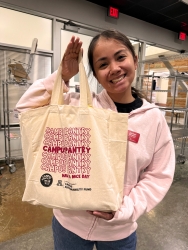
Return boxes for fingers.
[64,36,82,56]
[87,210,114,220]
[93,211,114,220]
[86,210,93,215]
[72,37,82,53]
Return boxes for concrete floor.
[0,160,188,250]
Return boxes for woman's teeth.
[111,75,125,83]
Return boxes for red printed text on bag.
[41,127,91,178]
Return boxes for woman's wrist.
[62,76,69,83]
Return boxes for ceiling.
[86,0,188,35]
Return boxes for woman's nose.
[109,62,120,75]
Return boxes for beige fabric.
[19,54,128,212]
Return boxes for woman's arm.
[16,36,82,113]
[16,71,67,112]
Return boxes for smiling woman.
[91,38,137,103]
[88,30,147,103]
[16,29,175,250]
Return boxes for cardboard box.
[8,63,30,82]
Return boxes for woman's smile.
[110,74,126,84]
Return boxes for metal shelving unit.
[2,38,38,173]
[138,54,188,164]
[171,128,188,163]
[2,80,24,173]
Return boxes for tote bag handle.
[51,52,93,107]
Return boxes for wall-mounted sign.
[108,6,119,19]
[178,32,186,41]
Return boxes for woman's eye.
[118,55,125,60]
[99,63,107,68]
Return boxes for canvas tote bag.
[19,53,128,212]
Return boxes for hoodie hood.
[98,89,158,115]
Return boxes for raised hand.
[61,36,83,82]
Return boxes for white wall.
[0,7,52,50]
[145,46,179,60]
[1,0,188,52]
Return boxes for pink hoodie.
[16,71,175,241]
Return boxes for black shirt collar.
[114,95,143,113]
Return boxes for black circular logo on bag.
[40,173,53,187]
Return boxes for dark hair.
[88,29,148,100]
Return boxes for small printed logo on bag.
[57,180,63,186]
[40,173,53,187]
[56,180,91,191]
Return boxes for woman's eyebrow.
[114,49,127,55]
[95,57,107,63]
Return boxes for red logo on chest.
[128,130,140,143]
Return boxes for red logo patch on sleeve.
[128,130,140,143]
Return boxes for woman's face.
[93,38,137,102]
